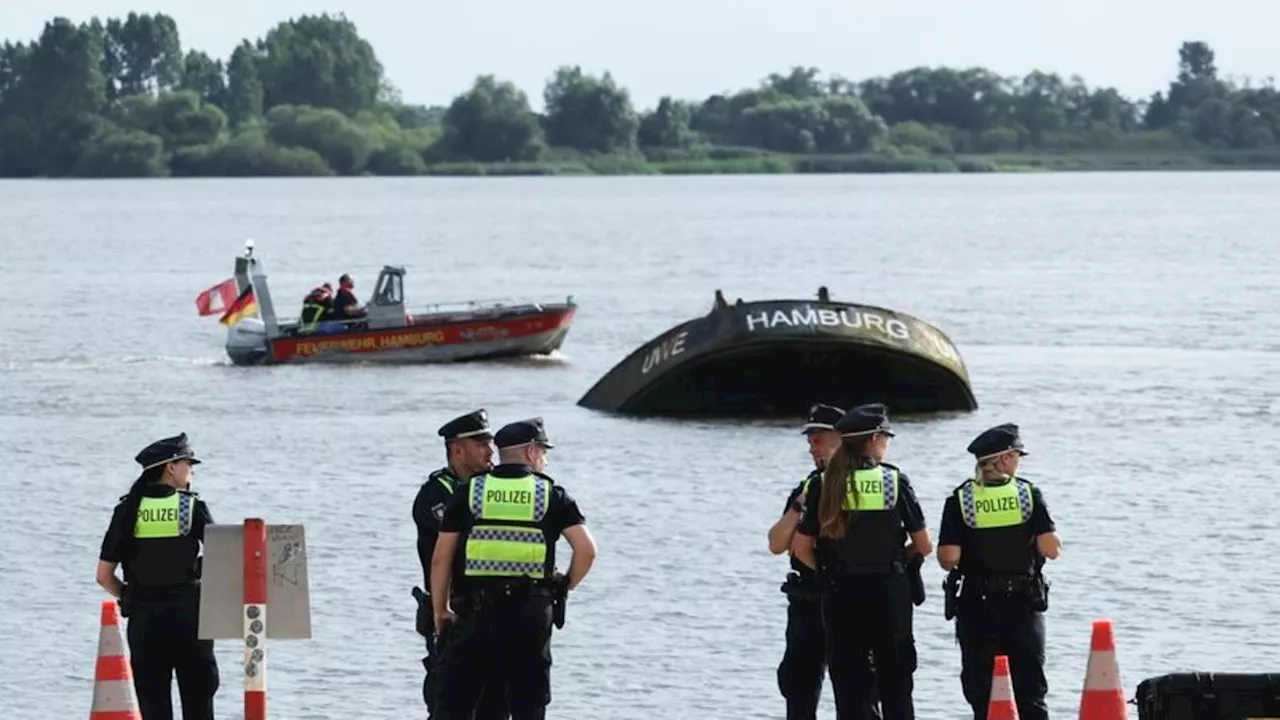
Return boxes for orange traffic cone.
[1078,618,1129,720]
[90,600,141,720]
[988,654,1020,720]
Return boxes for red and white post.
[243,518,267,720]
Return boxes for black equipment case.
[1136,673,1280,720]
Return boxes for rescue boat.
[208,241,577,366]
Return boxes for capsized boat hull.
[577,297,976,417]
[226,306,575,366]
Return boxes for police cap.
[835,403,896,437]
[801,403,845,434]
[438,409,492,442]
[135,432,202,471]
[494,417,554,450]
[967,423,1028,460]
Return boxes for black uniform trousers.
[820,572,916,720]
[777,589,826,720]
[420,592,511,719]
[435,587,553,720]
[125,586,219,720]
[955,599,1048,720]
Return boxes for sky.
[3,0,1278,112]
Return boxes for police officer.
[767,403,844,720]
[792,403,932,720]
[95,433,219,720]
[412,409,496,716]
[937,423,1062,720]
[429,418,598,720]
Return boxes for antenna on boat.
[244,238,255,259]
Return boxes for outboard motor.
[225,317,269,365]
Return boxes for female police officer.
[96,432,219,720]
[791,403,932,720]
[937,423,1061,720]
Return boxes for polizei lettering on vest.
[486,488,533,505]
[976,496,1019,513]
[744,305,910,340]
[139,507,178,522]
[640,330,689,374]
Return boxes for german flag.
[219,284,258,326]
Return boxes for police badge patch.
[431,502,447,522]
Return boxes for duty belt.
[959,574,1040,601]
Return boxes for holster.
[780,571,820,602]
[411,586,431,638]
[906,554,926,607]
[551,574,570,629]
[943,570,961,621]
[118,584,135,619]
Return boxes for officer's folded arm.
[560,523,597,589]
[1035,531,1062,559]
[937,545,961,570]
[96,560,124,598]
[788,531,818,570]
[429,531,459,629]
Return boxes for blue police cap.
[135,432,202,471]
[834,403,895,437]
[438,409,492,442]
[967,423,1028,460]
[494,417,554,450]
[801,403,845,434]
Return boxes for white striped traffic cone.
[89,599,141,720]
[988,654,1020,720]
[1078,618,1129,720]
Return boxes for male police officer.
[413,409,495,715]
[937,423,1062,720]
[767,403,844,720]
[430,418,597,720]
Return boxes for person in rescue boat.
[767,402,844,720]
[791,403,932,720]
[413,409,497,716]
[430,418,597,720]
[332,273,367,324]
[937,423,1061,720]
[298,282,333,334]
[96,433,220,720]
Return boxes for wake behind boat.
[576,287,977,417]
[196,241,577,366]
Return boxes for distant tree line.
[0,12,1277,178]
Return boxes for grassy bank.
[420,148,1280,177]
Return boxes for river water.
[1,173,1277,719]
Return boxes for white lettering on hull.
[641,330,689,374]
[745,305,911,341]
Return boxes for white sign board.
[197,523,313,640]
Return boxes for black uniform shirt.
[99,483,214,587]
[413,467,462,586]
[439,462,585,584]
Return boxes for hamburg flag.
[219,285,258,326]
[195,278,238,316]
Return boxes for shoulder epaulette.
[177,488,199,497]
[950,479,972,494]
[533,471,557,484]
[880,461,902,471]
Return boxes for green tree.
[542,65,639,153]
[254,13,383,116]
[440,75,544,162]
